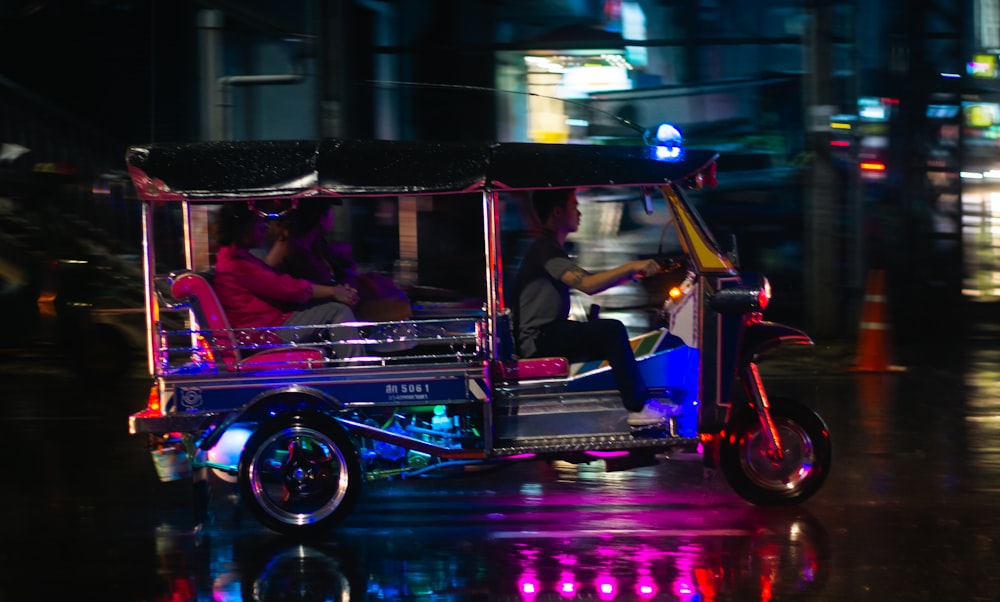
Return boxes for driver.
[511,188,679,428]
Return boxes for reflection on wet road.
[150,459,830,601]
[964,320,1000,496]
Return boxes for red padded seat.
[170,272,325,372]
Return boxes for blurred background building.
[0,0,997,349]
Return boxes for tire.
[238,411,362,537]
[720,397,831,506]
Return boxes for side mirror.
[727,234,740,268]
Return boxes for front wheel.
[720,397,831,506]
[238,411,362,537]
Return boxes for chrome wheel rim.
[246,425,351,527]
[739,419,816,492]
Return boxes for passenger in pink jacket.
[213,203,362,358]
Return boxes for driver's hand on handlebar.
[653,251,687,273]
[631,258,662,279]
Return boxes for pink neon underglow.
[596,578,617,600]
[519,577,540,599]
[559,580,577,597]
[506,453,537,460]
[635,577,658,598]
[584,450,630,458]
[558,570,577,598]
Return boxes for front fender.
[740,321,813,365]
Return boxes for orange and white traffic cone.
[850,269,906,372]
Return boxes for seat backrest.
[171,272,240,369]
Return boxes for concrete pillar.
[197,9,224,141]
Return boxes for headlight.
[656,273,696,328]
[661,273,696,306]
[709,277,771,314]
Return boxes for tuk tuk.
[125,135,831,537]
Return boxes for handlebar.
[653,251,688,274]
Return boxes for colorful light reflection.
[596,577,617,600]
[635,576,658,598]
[519,576,540,599]
[558,579,577,598]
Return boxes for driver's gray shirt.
[512,228,576,357]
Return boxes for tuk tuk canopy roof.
[125,138,718,201]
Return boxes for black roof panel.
[125,138,717,200]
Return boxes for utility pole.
[803,0,840,337]
[198,9,224,142]
[319,0,346,138]
[896,0,968,340]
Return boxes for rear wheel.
[720,397,831,506]
[238,411,361,537]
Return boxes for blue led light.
[654,122,683,144]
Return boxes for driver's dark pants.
[532,318,647,412]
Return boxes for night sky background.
[1,1,201,147]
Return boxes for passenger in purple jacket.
[265,198,411,322]
[213,203,362,357]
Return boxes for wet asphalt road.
[2,317,1000,601]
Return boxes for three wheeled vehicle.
[126,136,831,536]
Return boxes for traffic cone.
[850,269,906,372]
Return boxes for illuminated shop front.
[494,0,649,144]
[960,99,1000,300]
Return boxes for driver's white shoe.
[627,398,679,426]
